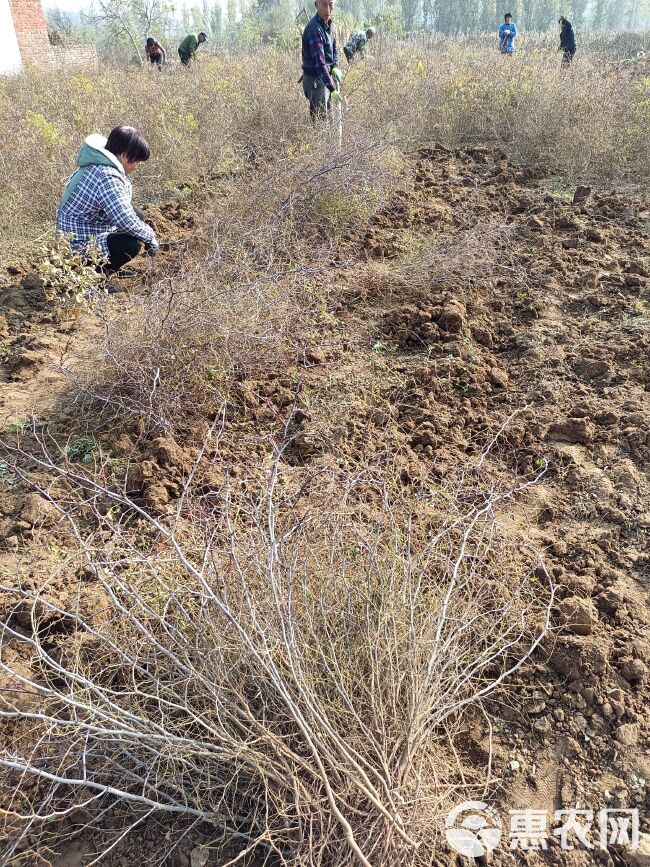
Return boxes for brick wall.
[9,0,53,66]
[51,42,99,71]
[7,0,99,72]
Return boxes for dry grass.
[2,35,650,260]
[0,129,560,859]
[54,125,396,437]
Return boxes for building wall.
[8,0,53,67]
[0,0,23,74]
[3,0,98,73]
[51,42,99,71]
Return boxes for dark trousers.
[562,49,576,66]
[149,53,163,68]
[103,207,145,272]
[178,49,190,66]
[106,234,142,271]
[302,73,331,123]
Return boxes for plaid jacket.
[56,165,158,257]
[301,14,339,90]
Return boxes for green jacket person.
[178,32,207,66]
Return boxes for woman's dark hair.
[504,11,512,18]
[146,36,154,47]
[105,125,151,163]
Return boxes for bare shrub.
[55,127,396,435]
[0,427,554,864]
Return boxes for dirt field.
[1,146,648,865]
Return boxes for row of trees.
[47,0,224,61]
[46,0,650,59]
[406,0,650,33]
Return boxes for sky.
[44,0,89,9]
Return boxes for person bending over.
[57,125,158,289]
[145,36,166,68]
[178,31,207,66]
[343,27,375,63]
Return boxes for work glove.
[330,89,343,106]
[330,65,343,84]
[144,242,159,257]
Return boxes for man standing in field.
[498,12,517,55]
[558,17,577,66]
[301,0,343,122]
[178,31,207,66]
[343,27,375,63]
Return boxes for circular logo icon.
[445,801,502,857]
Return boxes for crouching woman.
[57,125,159,282]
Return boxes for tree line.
[46,0,650,60]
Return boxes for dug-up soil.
[0,147,648,866]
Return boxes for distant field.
[2,33,650,260]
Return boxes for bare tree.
[46,6,74,36]
[88,0,171,63]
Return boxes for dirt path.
[0,200,195,427]
[0,289,103,427]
